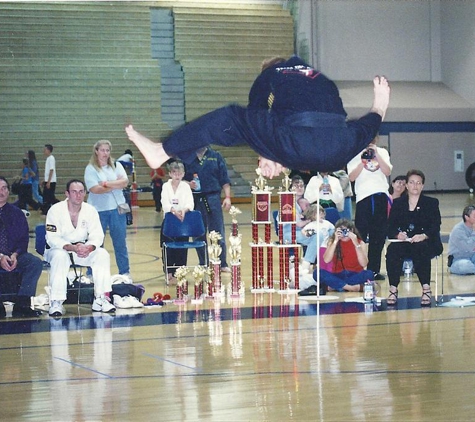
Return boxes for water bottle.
[363,280,374,301]
[193,173,201,192]
[402,259,413,279]
[322,176,330,194]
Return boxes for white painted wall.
[314,1,437,81]
[440,2,475,107]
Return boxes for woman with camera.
[299,218,373,296]
[386,169,443,306]
[348,139,392,282]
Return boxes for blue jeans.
[283,223,326,264]
[450,256,475,275]
[98,209,130,274]
[340,196,353,220]
[318,269,374,291]
[15,252,43,297]
[32,179,43,204]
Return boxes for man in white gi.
[45,179,115,316]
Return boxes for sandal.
[421,286,432,307]
[387,287,398,306]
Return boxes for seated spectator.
[116,149,135,175]
[45,180,115,316]
[385,169,443,306]
[299,219,372,296]
[0,177,42,318]
[304,172,344,211]
[447,204,475,275]
[280,177,327,273]
[300,204,335,247]
[161,161,194,283]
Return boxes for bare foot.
[258,156,285,179]
[371,75,390,121]
[125,125,170,169]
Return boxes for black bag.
[112,283,145,300]
[11,180,21,195]
[65,280,95,304]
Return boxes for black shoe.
[0,303,5,318]
[12,305,42,318]
[299,285,318,296]
[374,273,385,281]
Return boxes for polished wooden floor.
[2,193,475,421]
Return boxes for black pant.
[163,106,381,172]
[386,241,432,288]
[42,182,57,213]
[17,184,40,210]
[354,193,389,274]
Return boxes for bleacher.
[0,1,169,194]
[0,1,295,199]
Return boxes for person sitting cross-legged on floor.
[45,179,115,317]
[447,204,475,275]
[299,219,373,296]
[0,177,43,318]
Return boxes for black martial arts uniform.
[163,56,381,172]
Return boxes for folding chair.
[162,210,208,284]
[35,224,91,304]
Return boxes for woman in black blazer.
[386,169,443,306]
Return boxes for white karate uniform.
[45,199,111,301]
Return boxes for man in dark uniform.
[126,56,390,178]
[0,177,43,318]
[184,147,232,272]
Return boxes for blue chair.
[162,210,208,284]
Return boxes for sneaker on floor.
[48,300,65,317]
[373,273,386,281]
[127,295,144,308]
[221,267,232,273]
[92,296,116,313]
[121,273,134,283]
[113,295,132,309]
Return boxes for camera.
[341,228,349,237]
[361,148,375,160]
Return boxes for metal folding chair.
[35,224,90,305]
[161,210,208,284]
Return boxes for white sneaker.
[127,295,144,308]
[113,295,132,309]
[92,295,116,313]
[121,273,134,283]
[49,300,65,317]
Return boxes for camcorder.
[361,148,375,160]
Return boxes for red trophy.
[250,169,274,293]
